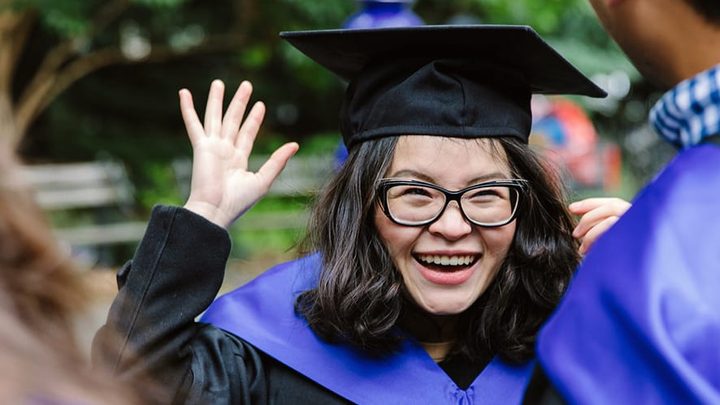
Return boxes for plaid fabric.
[650,64,720,149]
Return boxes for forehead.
[387,136,511,184]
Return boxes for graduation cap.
[280,25,606,148]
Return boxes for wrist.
[183,200,230,229]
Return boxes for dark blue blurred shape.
[344,0,423,30]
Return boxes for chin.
[419,295,476,315]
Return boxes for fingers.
[203,80,225,137]
[184,80,263,147]
[179,89,204,145]
[235,101,266,153]
[256,142,300,187]
[578,216,619,255]
[569,197,630,216]
[222,81,253,142]
[569,197,631,255]
[570,197,631,239]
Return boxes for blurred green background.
[1,0,675,265]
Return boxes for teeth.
[418,255,475,266]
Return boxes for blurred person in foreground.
[0,140,149,403]
[526,0,720,403]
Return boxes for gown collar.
[202,254,534,404]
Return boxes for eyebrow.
[387,169,511,185]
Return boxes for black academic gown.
[92,206,351,404]
[93,206,532,404]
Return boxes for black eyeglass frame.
[376,178,529,228]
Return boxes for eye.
[386,184,438,203]
[467,189,501,199]
[465,186,510,204]
[401,186,433,197]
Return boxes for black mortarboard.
[280,25,606,148]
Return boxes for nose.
[427,201,472,240]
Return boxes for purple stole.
[538,145,720,403]
[201,254,534,404]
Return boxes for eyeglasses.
[377,178,528,227]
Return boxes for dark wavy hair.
[296,136,579,363]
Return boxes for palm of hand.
[180,80,298,229]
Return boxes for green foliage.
[10,0,94,36]
[471,0,585,31]
[230,227,302,259]
[297,132,343,155]
[229,195,310,258]
[276,0,354,29]
[549,37,638,78]
[132,0,188,8]
[8,0,187,37]
[134,162,184,210]
[238,44,272,70]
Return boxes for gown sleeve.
[536,146,720,404]
[91,205,268,404]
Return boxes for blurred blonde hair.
[0,140,146,403]
[0,141,85,345]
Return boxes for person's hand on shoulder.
[180,80,299,229]
[570,197,631,255]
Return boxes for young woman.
[94,25,617,404]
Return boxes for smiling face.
[374,136,517,315]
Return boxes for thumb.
[256,142,300,186]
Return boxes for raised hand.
[570,197,631,255]
[180,80,299,229]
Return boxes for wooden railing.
[20,160,146,247]
[21,154,336,251]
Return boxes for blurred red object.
[531,96,621,191]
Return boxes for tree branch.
[13,33,247,146]
[7,11,36,77]
[0,8,36,92]
[13,0,131,131]
[237,0,259,32]
[85,0,131,42]
[25,0,131,87]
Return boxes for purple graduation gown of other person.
[201,254,535,404]
[537,143,720,403]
